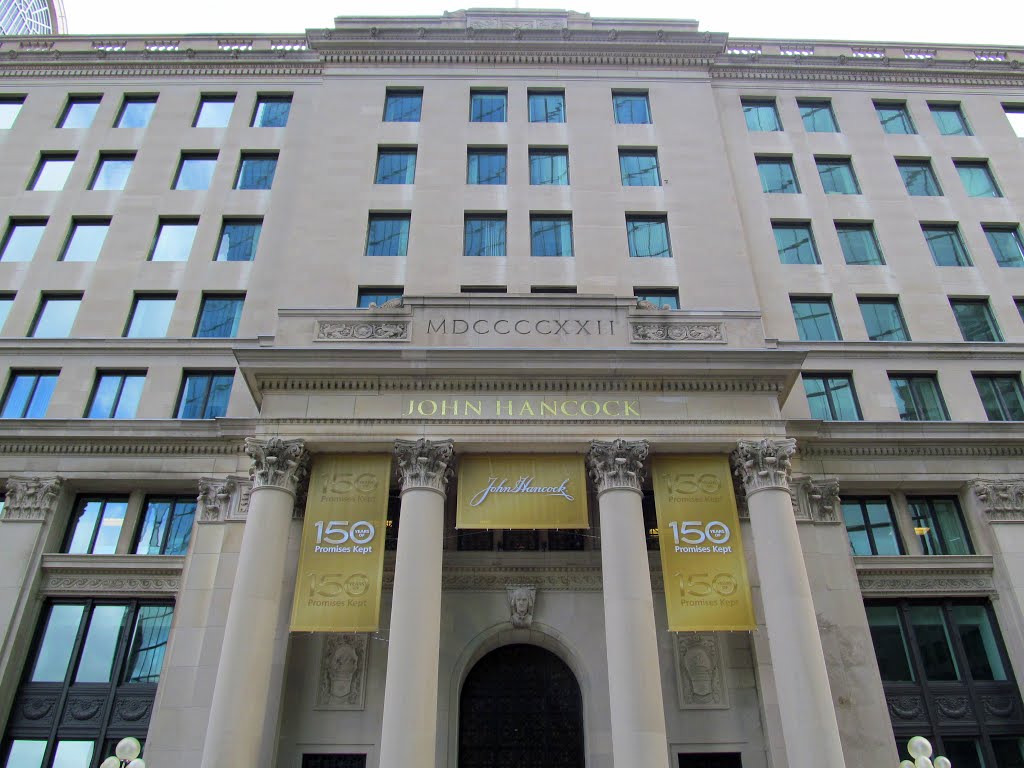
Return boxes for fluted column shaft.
[200,438,307,768]
[587,440,669,768]
[732,438,846,768]
[379,438,454,768]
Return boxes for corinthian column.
[586,439,669,768]
[379,438,454,768]
[201,438,307,768]
[732,439,846,768]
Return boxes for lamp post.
[99,737,146,768]
[899,736,951,768]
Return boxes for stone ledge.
[855,555,995,597]
[40,554,184,596]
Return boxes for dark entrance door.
[458,643,585,768]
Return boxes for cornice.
[0,434,243,457]
[789,421,1024,458]
[710,60,1024,87]
[855,555,995,597]
[40,554,184,596]
[777,341,1024,361]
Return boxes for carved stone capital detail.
[586,439,649,494]
[2,476,63,521]
[970,479,1024,522]
[245,437,309,494]
[196,477,238,522]
[316,320,409,341]
[731,438,796,495]
[791,477,841,523]
[393,438,455,494]
[630,321,724,343]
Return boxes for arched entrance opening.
[457,643,585,768]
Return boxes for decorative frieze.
[316,633,368,710]
[40,555,183,596]
[2,476,63,521]
[316,320,409,341]
[731,438,796,495]
[393,438,455,494]
[586,439,649,494]
[856,556,995,597]
[630,322,724,343]
[970,479,1024,522]
[673,633,728,710]
[245,437,308,494]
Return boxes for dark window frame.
[802,372,863,421]
[907,496,974,556]
[842,497,903,555]
[85,371,146,419]
[62,495,129,555]
[132,495,197,556]
[1,370,59,419]
[174,371,234,419]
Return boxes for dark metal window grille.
[301,755,367,768]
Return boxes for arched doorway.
[458,643,585,768]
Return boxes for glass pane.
[87,375,122,418]
[32,298,80,337]
[958,164,1000,197]
[204,375,233,417]
[860,301,907,341]
[941,739,985,768]
[828,378,861,420]
[62,223,108,262]
[837,226,883,265]
[930,499,971,555]
[30,604,84,682]
[0,99,24,129]
[25,375,56,418]
[375,151,416,184]
[792,300,839,341]
[743,102,781,131]
[51,741,94,768]
[253,98,290,127]
[135,499,171,555]
[799,101,838,132]
[758,159,799,193]
[899,163,941,196]
[196,297,243,337]
[216,222,261,262]
[877,104,915,133]
[124,605,174,682]
[530,152,568,185]
[174,158,217,190]
[952,301,1000,341]
[952,604,1007,680]
[366,217,409,256]
[818,161,859,194]
[60,100,100,129]
[91,158,133,190]
[774,224,818,264]
[931,105,971,136]
[865,500,900,554]
[236,157,277,189]
[1007,109,1024,137]
[113,376,144,419]
[842,502,872,555]
[626,219,670,258]
[865,605,915,681]
[909,605,959,680]
[126,298,174,337]
[93,501,127,554]
[3,740,46,768]
[66,500,101,553]
[529,92,564,122]
[166,501,196,555]
[0,297,12,329]
[991,377,1024,420]
[985,229,1024,267]
[635,293,678,309]
[383,92,421,122]
[32,158,75,191]
[924,226,970,266]
[178,375,211,418]
[1,223,46,262]
[531,218,573,257]
[467,151,506,184]
[991,738,1024,768]
[910,378,946,421]
[116,99,156,128]
[194,98,234,127]
[619,152,660,185]
[613,94,650,124]
[75,604,127,682]
[470,92,506,122]
[150,223,197,261]
[464,218,506,257]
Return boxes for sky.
[63,0,1024,47]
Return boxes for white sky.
[63,0,1024,47]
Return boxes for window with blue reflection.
[464,216,506,257]
[124,605,174,683]
[29,155,75,191]
[791,298,841,341]
[531,216,573,257]
[89,155,134,190]
[798,100,839,132]
[150,221,198,262]
[60,220,109,262]
[634,290,679,309]
[365,215,410,256]
[875,102,916,134]
[383,90,422,122]
[756,157,799,193]
[1,372,57,418]
[58,97,101,129]
[29,604,85,682]
[529,149,569,185]
[923,225,971,266]
[626,216,670,258]
[357,289,402,308]
[64,497,127,555]
[193,96,234,127]
[742,100,782,131]
[956,161,1001,198]
[930,103,971,136]
[115,96,156,128]
[467,149,507,184]
[176,372,233,418]
[30,296,80,337]
[528,91,565,123]
[803,374,862,420]
[619,151,660,186]
[173,154,217,190]
[0,96,25,129]
[0,220,47,262]
[984,227,1024,267]
[195,295,244,337]
[836,224,884,265]
[470,91,507,122]
[235,154,278,189]
[773,223,819,264]
[215,220,261,262]
[4,740,47,767]
[897,160,942,196]
[613,92,651,124]
[134,497,196,556]
[0,295,12,330]
[375,149,417,184]
[124,296,174,338]
[860,299,909,341]
[817,158,860,194]
[252,96,291,127]
[75,605,128,682]
[889,375,948,421]
[86,373,144,418]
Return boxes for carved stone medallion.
[673,633,728,709]
[506,585,536,628]
[316,633,368,710]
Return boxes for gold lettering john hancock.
[403,398,641,418]
[469,476,574,506]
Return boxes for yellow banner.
[651,455,755,632]
[456,455,588,529]
[291,454,392,633]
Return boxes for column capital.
[245,437,309,494]
[731,438,796,495]
[586,439,649,494]
[394,438,455,494]
[970,478,1024,522]
[2,476,63,522]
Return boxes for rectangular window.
[923,224,971,266]
[803,373,862,420]
[467,149,507,185]
[1018,298,1024,323]
[635,289,680,309]
[0,218,47,262]
[623,215,670,258]
[357,288,403,308]
[773,222,819,264]
[618,150,660,186]
[0,95,25,129]
[816,157,860,194]
[365,214,410,256]
[984,226,1024,267]
[193,95,235,128]
[375,148,416,184]
[950,298,1002,341]
[528,90,565,123]
[464,215,507,257]
[149,219,198,262]
[135,496,196,555]
[176,372,234,418]
[301,756,368,768]
[956,161,1001,197]
[908,497,973,555]
[60,219,110,262]
[85,372,145,418]
[383,89,422,122]
[836,223,884,265]
[58,96,101,129]
[470,90,507,122]
[215,219,262,262]
[742,99,782,131]
[529,148,569,185]
[195,294,244,337]
[756,157,800,193]
[30,294,81,338]
[1005,105,1024,137]
[531,215,573,257]
[613,92,651,124]
[1,371,57,418]
[842,497,902,555]
[897,160,942,196]
[173,153,218,190]
[89,153,135,191]
[975,374,1024,421]
[875,101,916,134]
[864,605,916,682]
[0,293,12,330]
[29,153,76,191]
[860,298,910,341]
[889,374,949,421]
[791,297,841,341]
[798,99,838,132]
[234,153,278,190]
[64,496,128,554]
[930,103,972,136]
[115,95,157,128]
[124,294,175,338]
[251,95,291,127]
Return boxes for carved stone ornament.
[586,439,649,494]
[2,476,63,521]
[245,437,308,494]
[970,479,1024,522]
[634,299,671,311]
[731,438,797,495]
[315,633,368,710]
[507,585,536,628]
[316,320,409,341]
[393,438,455,494]
[674,633,728,709]
[791,477,841,523]
[196,477,238,522]
[630,322,724,343]
[367,296,404,310]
